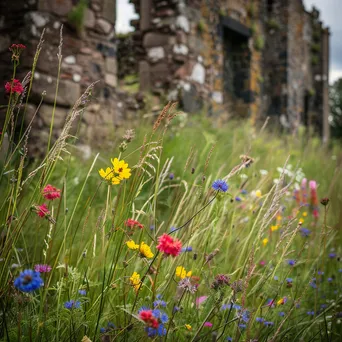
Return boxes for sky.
[116,0,341,84]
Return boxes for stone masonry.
[130,0,330,139]
[0,0,120,155]
[0,0,330,152]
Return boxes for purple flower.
[264,321,274,327]
[78,289,87,295]
[235,196,242,202]
[256,317,265,323]
[300,228,311,237]
[169,173,174,180]
[34,264,52,273]
[317,271,324,275]
[327,277,333,282]
[329,253,336,258]
[287,259,296,266]
[307,311,315,316]
[279,312,285,317]
[212,180,229,192]
[181,246,193,252]
[238,324,246,329]
[204,322,213,327]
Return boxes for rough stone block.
[143,33,170,48]
[32,75,81,107]
[39,104,68,128]
[38,0,73,17]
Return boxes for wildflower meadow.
[0,38,342,342]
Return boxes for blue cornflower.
[241,189,248,195]
[241,310,250,323]
[170,226,177,233]
[274,276,279,281]
[295,303,300,308]
[287,259,296,266]
[238,324,246,329]
[256,317,265,323]
[146,324,167,337]
[78,289,87,295]
[286,278,293,283]
[310,280,317,289]
[339,269,342,273]
[153,299,167,308]
[64,300,81,310]
[150,225,155,231]
[14,269,44,292]
[226,338,233,341]
[300,228,311,237]
[100,327,106,333]
[173,306,180,313]
[321,304,328,309]
[160,312,169,324]
[327,277,333,282]
[279,312,285,317]
[317,271,324,275]
[235,196,242,202]
[307,311,315,316]
[264,321,274,327]
[221,303,241,310]
[181,246,193,252]
[329,253,336,258]
[169,173,174,180]
[107,322,115,329]
[212,180,229,192]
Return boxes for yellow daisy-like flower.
[262,238,269,246]
[175,266,192,279]
[99,167,114,181]
[303,212,308,217]
[111,158,131,180]
[129,271,141,292]
[277,297,286,306]
[299,217,305,224]
[139,242,154,259]
[255,190,262,198]
[271,225,279,232]
[99,158,131,185]
[126,240,139,250]
[185,324,192,330]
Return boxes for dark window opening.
[303,91,310,126]
[267,0,274,14]
[222,23,251,103]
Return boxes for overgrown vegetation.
[0,32,341,342]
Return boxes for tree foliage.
[329,78,342,139]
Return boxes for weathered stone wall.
[0,0,120,155]
[130,0,329,138]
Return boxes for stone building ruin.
[0,0,330,153]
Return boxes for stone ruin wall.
[0,0,330,155]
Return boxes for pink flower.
[5,79,24,95]
[309,180,317,190]
[196,296,208,308]
[259,260,266,266]
[301,178,307,188]
[139,310,159,328]
[204,322,213,328]
[34,264,52,273]
[9,43,26,61]
[157,233,182,257]
[42,184,61,200]
[37,204,49,218]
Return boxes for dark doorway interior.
[221,17,251,104]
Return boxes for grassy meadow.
[0,43,342,342]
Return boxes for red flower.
[9,44,26,62]
[157,233,182,257]
[37,204,49,218]
[139,310,159,328]
[5,79,24,95]
[125,218,143,229]
[42,184,61,200]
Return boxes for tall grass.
[0,34,341,342]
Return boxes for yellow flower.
[139,242,154,259]
[262,238,269,246]
[111,158,131,180]
[129,272,141,292]
[277,297,286,306]
[271,225,279,232]
[303,212,308,217]
[276,215,282,221]
[99,167,114,181]
[255,190,262,198]
[299,217,305,224]
[99,158,131,185]
[175,266,192,279]
[185,324,192,330]
[126,240,139,250]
